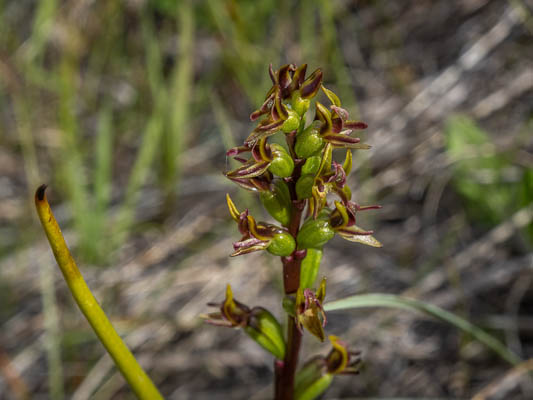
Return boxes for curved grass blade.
[324,293,521,365]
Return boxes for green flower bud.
[282,110,300,133]
[300,248,323,289]
[267,231,296,256]
[291,91,310,116]
[245,308,286,360]
[295,364,333,400]
[260,180,292,226]
[297,218,334,249]
[268,144,294,178]
[295,122,324,159]
[301,155,321,176]
[295,174,315,200]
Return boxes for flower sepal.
[204,285,286,359]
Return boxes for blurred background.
[1,0,533,399]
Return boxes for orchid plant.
[205,63,381,400]
[34,63,381,400]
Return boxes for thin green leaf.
[324,293,521,365]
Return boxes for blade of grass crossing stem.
[35,185,163,400]
[163,0,194,204]
[324,294,521,365]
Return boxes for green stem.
[277,124,306,399]
[35,185,163,400]
[278,316,302,400]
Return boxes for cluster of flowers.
[204,64,381,398]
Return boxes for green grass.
[2,0,356,267]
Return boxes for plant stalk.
[276,128,305,399]
[35,185,163,400]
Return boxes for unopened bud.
[291,91,310,116]
[295,122,324,159]
[260,180,292,226]
[295,174,315,200]
[297,218,334,249]
[294,359,333,400]
[301,155,321,176]
[268,144,294,178]
[245,308,286,360]
[267,231,296,256]
[282,110,300,133]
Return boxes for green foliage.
[324,293,521,365]
[445,115,533,242]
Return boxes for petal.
[268,63,276,84]
[316,277,327,304]
[226,193,241,222]
[250,91,275,121]
[316,143,333,177]
[327,335,349,374]
[251,137,271,162]
[226,159,271,179]
[226,145,251,157]
[247,215,277,240]
[330,201,350,229]
[321,85,341,107]
[300,308,326,342]
[315,102,332,134]
[323,133,371,149]
[344,121,368,130]
[245,119,284,146]
[226,176,270,192]
[300,68,323,99]
[277,64,295,91]
[230,242,269,257]
[330,105,349,121]
[336,227,382,247]
[222,284,250,326]
[288,63,307,92]
[274,88,289,120]
[343,150,353,175]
